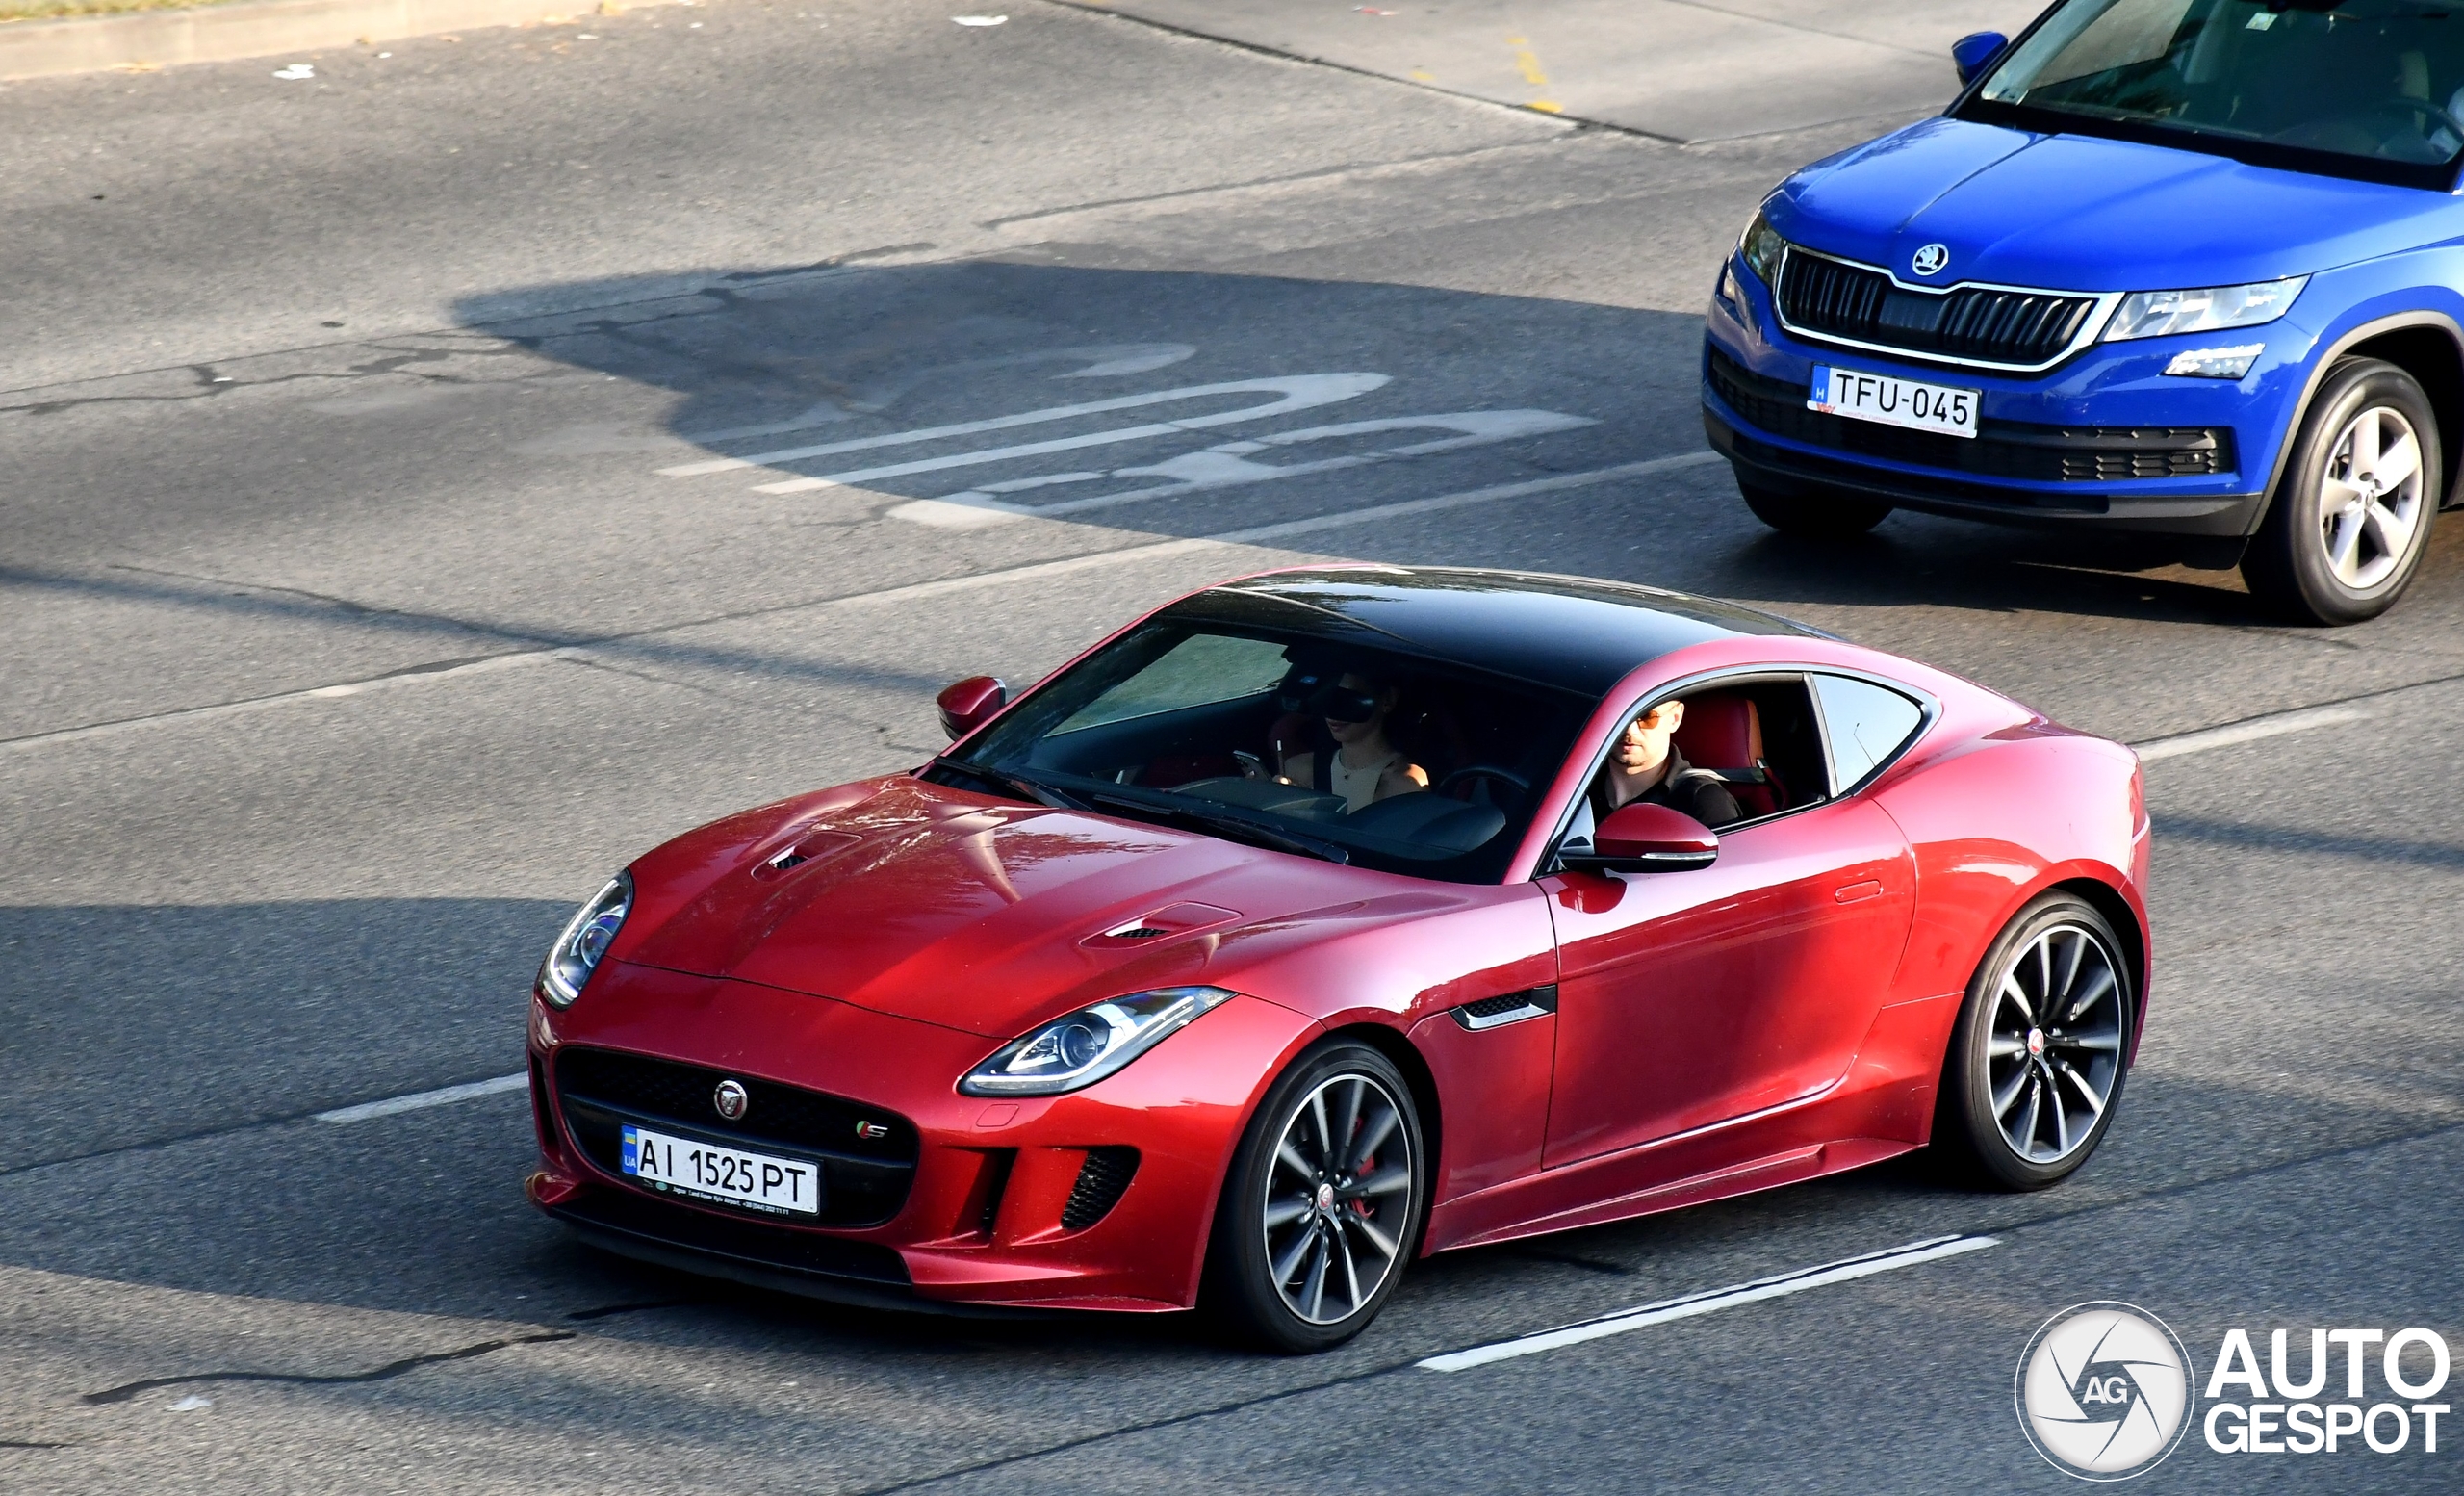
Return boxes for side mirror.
[1561,802,1719,875]
[936,676,1007,740]
[1952,30,2007,86]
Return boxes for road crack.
[82,1331,577,1406]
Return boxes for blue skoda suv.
[1704,0,2464,624]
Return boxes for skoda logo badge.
[712,1078,751,1122]
[1912,242,1951,277]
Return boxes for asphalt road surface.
[5,2,2459,1491]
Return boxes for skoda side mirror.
[936,676,1007,740]
[1952,30,2007,86]
[1561,802,1719,875]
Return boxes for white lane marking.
[841,343,1197,415]
[1,452,1716,752]
[658,374,1387,477]
[1418,1234,2000,1373]
[899,409,1602,527]
[749,374,1395,495]
[2132,704,2371,761]
[315,1072,527,1123]
[1,651,574,755]
[1210,450,1722,544]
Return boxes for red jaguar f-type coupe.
[525,566,2149,1351]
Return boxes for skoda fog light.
[2163,344,2265,380]
[538,871,632,1008]
[2104,277,2306,342]
[1739,210,1787,288]
[961,987,1235,1096]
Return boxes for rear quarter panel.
[1871,718,2151,1061]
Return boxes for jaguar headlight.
[1739,209,1788,289]
[960,986,1235,1096]
[538,871,631,1008]
[2104,276,2306,342]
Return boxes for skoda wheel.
[2244,357,2439,625]
[1739,477,1891,538]
[1938,892,2134,1191]
[1205,1040,1426,1354]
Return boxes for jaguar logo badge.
[712,1078,751,1122]
[854,1121,890,1141]
[1911,243,1950,277]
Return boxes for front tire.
[1738,477,1891,538]
[2243,357,2439,625]
[1938,892,2134,1191]
[1203,1040,1426,1354]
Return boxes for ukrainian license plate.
[621,1123,822,1216]
[1809,365,1979,439]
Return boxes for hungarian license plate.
[1809,365,1979,439]
[621,1123,822,1216]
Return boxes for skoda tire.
[2244,357,2439,625]
[1739,477,1890,538]
[1938,892,2134,1191]
[1204,1040,1426,1354]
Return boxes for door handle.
[1835,879,1885,904]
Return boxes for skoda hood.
[1769,116,2451,294]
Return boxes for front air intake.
[1061,1147,1140,1231]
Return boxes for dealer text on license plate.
[621,1123,821,1216]
[1809,366,1979,439]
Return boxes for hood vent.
[1081,901,1241,949]
[751,830,860,881]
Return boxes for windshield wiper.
[1091,792,1350,865]
[933,758,1088,811]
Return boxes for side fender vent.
[1060,1146,1140,1231]
[1451,985,1559,1032]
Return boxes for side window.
[1812,675,1926,794]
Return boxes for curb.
[0,0,678,80]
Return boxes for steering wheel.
[1434,765,1531,802]
[2359,97,2464,153]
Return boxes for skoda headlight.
[2103,276,2306,342]
[537,871,631,1008]
[961,987,1235,1096]
[1739,209,1787,288]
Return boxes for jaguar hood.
[609,777,1421,1038]
[1772,117,2450,294]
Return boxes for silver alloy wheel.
[2318,404,2425,591]
[1261,1072,1413,1325]
[1986,922,2125,1165]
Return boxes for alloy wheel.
[2317,404,2425,591]
[1261,1072,1414,1326]
[1985,923,2125,1165]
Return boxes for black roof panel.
[1166,567,1820,698]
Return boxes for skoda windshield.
[923,622,1594,885]
[1960,0,2464,188]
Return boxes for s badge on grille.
[712,1078,751,1122]
[1911,243,1950,277]
[854,1121,890,1141]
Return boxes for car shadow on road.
[453,254,2320,632]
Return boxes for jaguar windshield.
[925,623,1594,884]
[1963,0,2464,186]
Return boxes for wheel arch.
[1319,1020,1444,1253]
[2048,875,2150,1066]
[2259,311,2464,523]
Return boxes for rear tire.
[1937,891,2134,1192]
[1202,1040,1425,1354]
[2242,357,2439,625]
[1739,477,1891,538]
